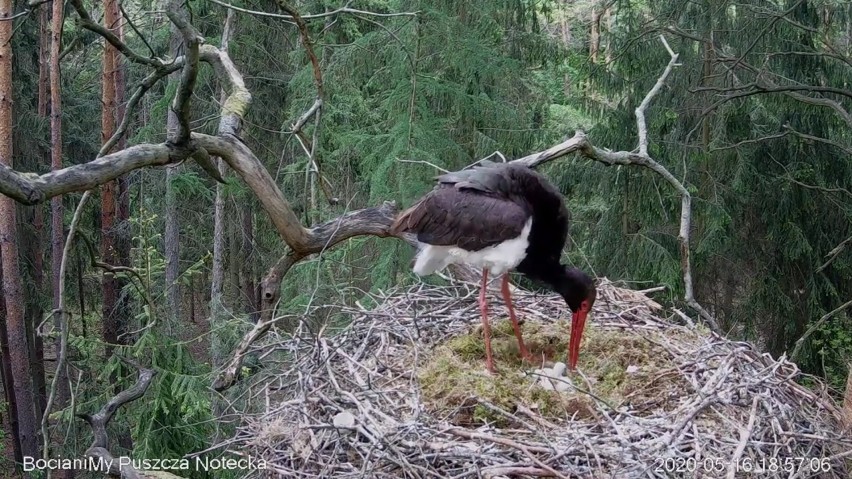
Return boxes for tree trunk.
[18,3,50,423]
[241,204,255,315]
[0,248,23,465]
[101,0,121,357]
[211,9,235,370]
[228,208,239,302]
[0,0,40,459]
[27,1,50,421]
[164,26,182,322]
[50,0,70,411]
[590,7,601,63]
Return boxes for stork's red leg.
[501,274,532,362]
[479,269,495,373]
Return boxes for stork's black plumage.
[391,161,596,372]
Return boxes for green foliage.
[557,0,852,389]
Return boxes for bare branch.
[291,98,322,133]
[817,236,852,274]
[166,2,204,145]
[68,0,163,67]
[214,201,400,391]
[118,1,156,60]
[197,134,311,250]
[520,37,720,332]
[105,63,183,155]
[77,361,157,478]
[0,9,31,21]
[41,190,92,461]
[200,44,251,138]
[710,126,852,156]
[211,0,418,20]
[276,0,323,95]
[636,35,680,156]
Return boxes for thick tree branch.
[214,201,400,391]
[201,45,250,137]
[195,134,311,250]
[0,42,250,204]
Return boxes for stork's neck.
[516,256,564,286]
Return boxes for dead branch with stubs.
[224,277,851,478]
[77,359,158,479]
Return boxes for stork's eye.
[580,300,591,312]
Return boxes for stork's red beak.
[567,300,590,371]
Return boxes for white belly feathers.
[412,218,532,277]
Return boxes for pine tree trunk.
[0,0,40,458]
[0,252,23,464]
[49,0,70,413]
[228,208,239,301]
[101,0,120,356]
[27,2,50,421]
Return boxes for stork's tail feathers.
[412,245,452,276]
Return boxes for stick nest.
[230,279,852,478]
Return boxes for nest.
[230,279,852,478]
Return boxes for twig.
[447,429,569,479]
[791,299,852,359]
[727,395,761,479]
[41,190,92,463]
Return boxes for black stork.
[390,160,596,373]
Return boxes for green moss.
[418,317,690,425]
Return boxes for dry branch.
[77,361,157,478]
[68,0,162,68]
[212,0,418,21]
[517,36,720,333]
[165,1,203,145]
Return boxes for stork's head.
[554,267,596,370]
